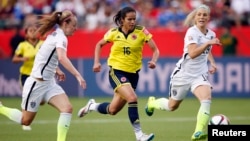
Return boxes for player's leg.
[77,90,125,118]
[48,93,72,141]
[0,102,37,126]
[113,68,154,140]
[107,92,126,115]
[0,76,39,129]
[20,74,33,130]
[145,96,173,116]
[117,84,154,141]
[78,68,127,116]
[21,110,37,125]
[191,77,212,141]
[145,83,189,116]
[20,76,44,130]
[0,102,22,123]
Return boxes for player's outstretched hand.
[77,76,86,89]
[210,38,222,46]
[56,69,66,81]
[93,62,101,72]
[209,63,217,74]
[148,60,156,69]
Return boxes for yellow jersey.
[104,25,152,73]
[14,40,43,75]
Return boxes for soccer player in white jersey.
[0,10,86,141]
[145,4,221,141]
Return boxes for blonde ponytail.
[183,10,196,27]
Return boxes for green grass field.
[0,97,249,141]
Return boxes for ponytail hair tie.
[56,12,62,23]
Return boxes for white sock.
[156,98,171,111]
[200,100,211,114]
[0,106,22,124]
[57,113,72,141]
[89,103,100,111]
[135,130,143,139]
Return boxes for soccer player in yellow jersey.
[78,6,160,141]
[12,24,43,131]
[12,25,43,88]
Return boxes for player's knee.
[66,106,73,113]
[127,96,137,102]
[60,105,73,113]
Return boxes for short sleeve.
[15,43,24,55]
[185,28,198,45]
[104,28,116,42]
[55,33,67,51]
[143,28,152,42]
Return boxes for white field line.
[1,116,250,125]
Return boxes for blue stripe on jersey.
[41,48,56,77]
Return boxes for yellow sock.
[0,105,22,123]
[194,100,211,132]
[57,113,72,141]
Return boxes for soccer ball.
[209,114,230,125]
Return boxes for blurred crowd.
[0,0,250,31]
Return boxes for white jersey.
[171,25,216,84]
[31,28,67,80]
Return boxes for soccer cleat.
[22,125,32,131]
[191,131,207,141]
[77,99,95,118]
[137,133,155,141]
[145,96,155,116]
